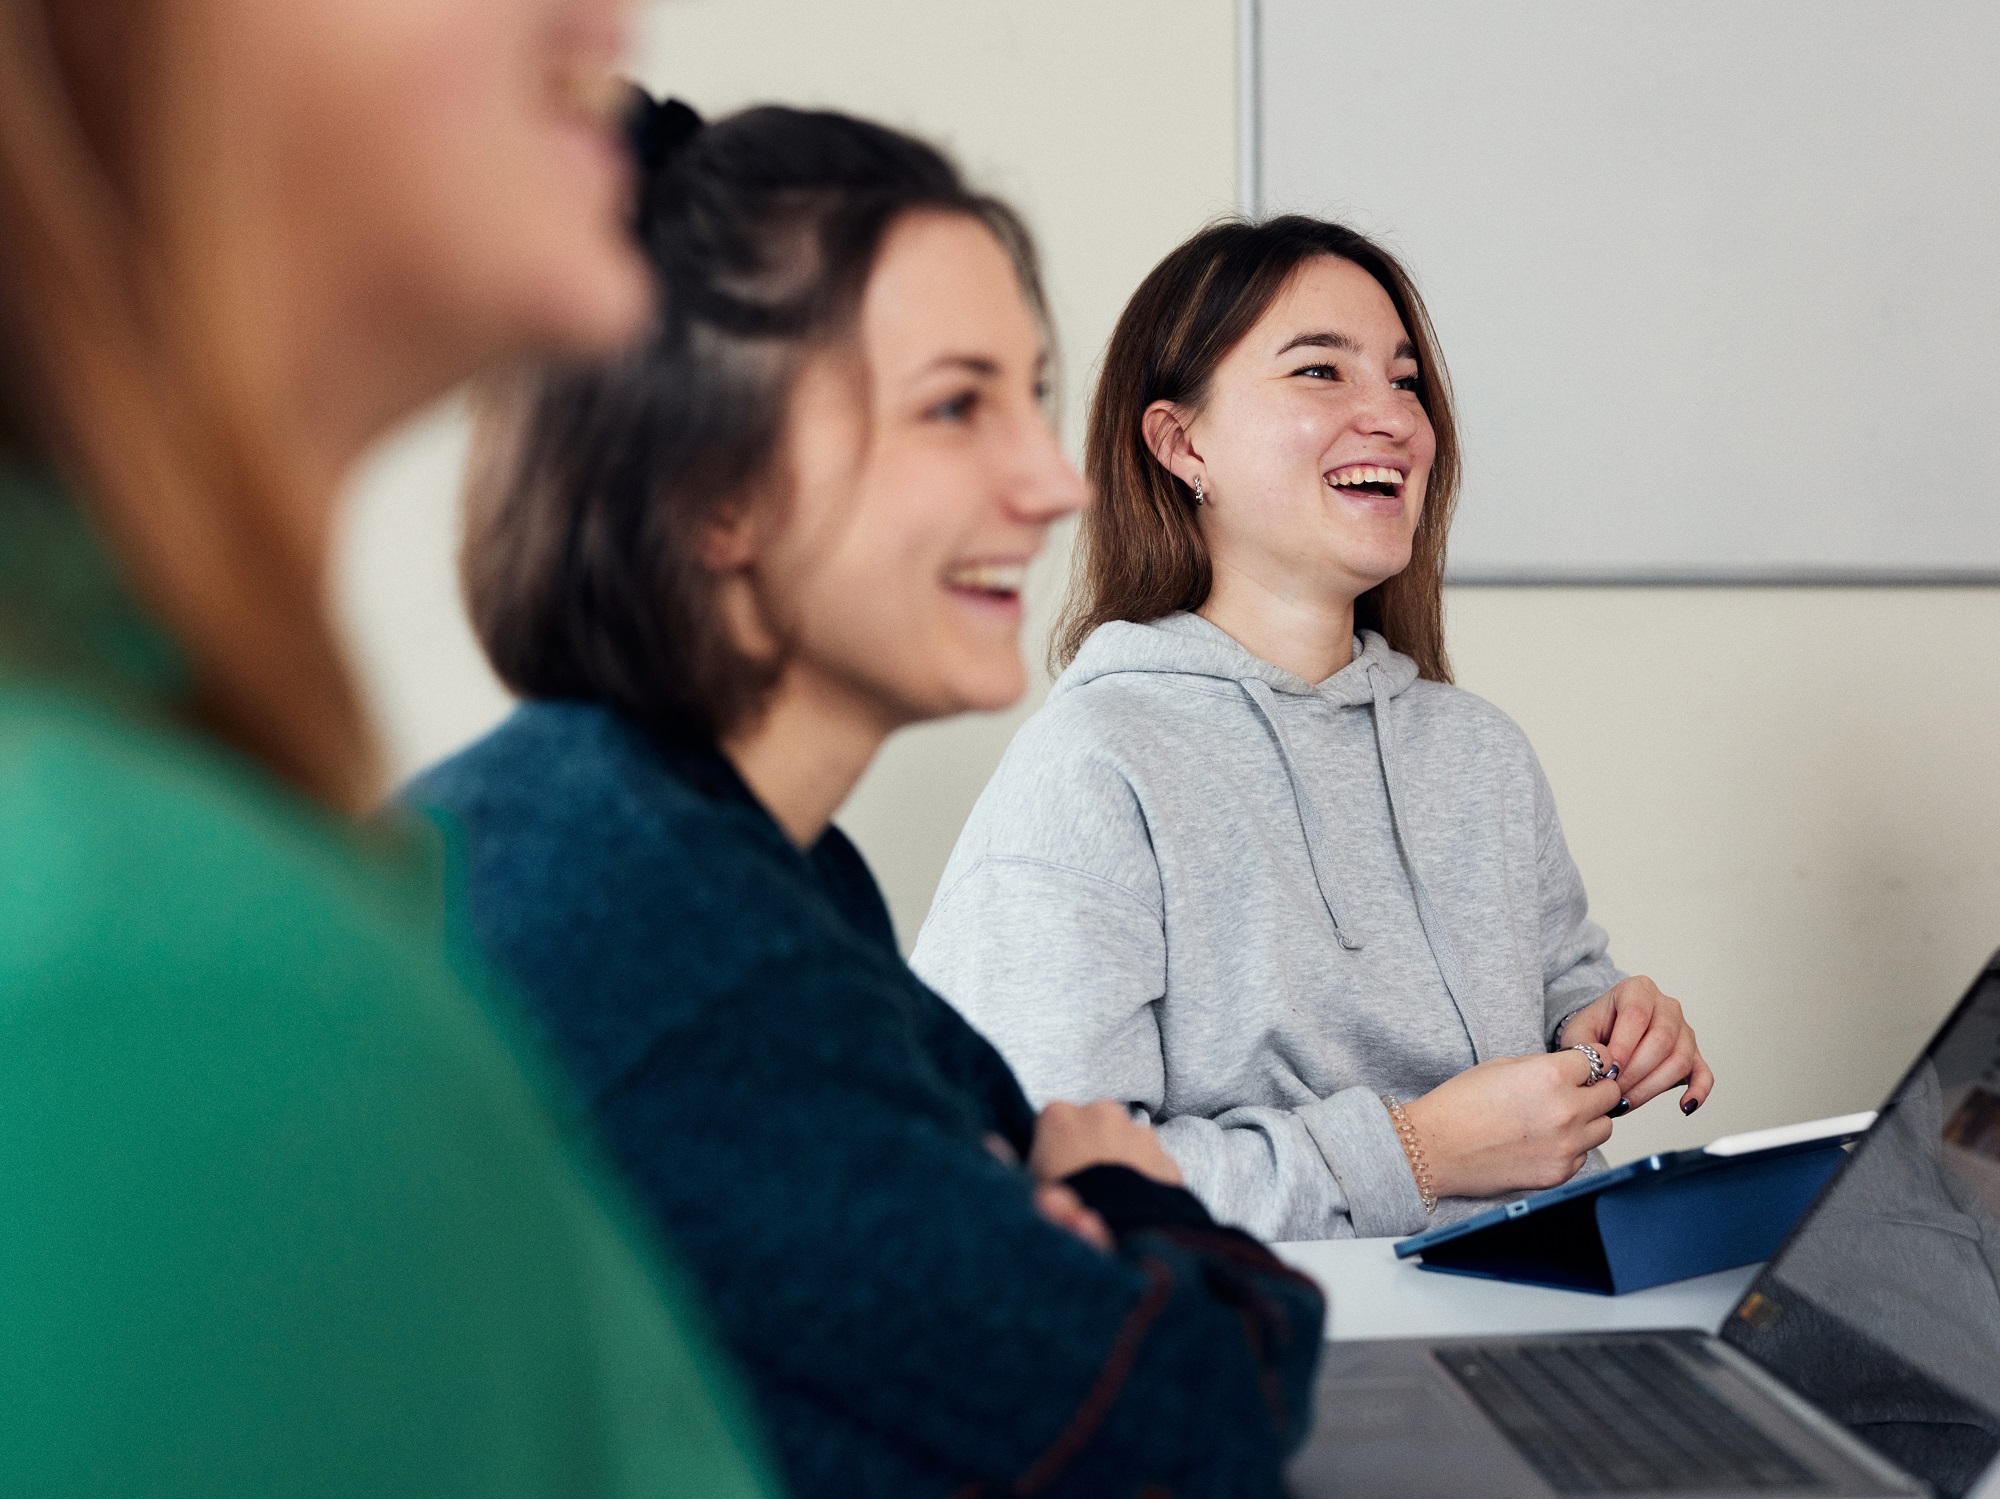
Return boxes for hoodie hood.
[1052,611,1419,708]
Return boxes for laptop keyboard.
[1434,1338,1821,1493]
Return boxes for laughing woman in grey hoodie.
[912,217,1714,1243]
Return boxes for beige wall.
[335,0,2000,1170]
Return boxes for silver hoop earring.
[1192,476,1206,506]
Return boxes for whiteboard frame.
[1234,0,2000,588]
[1236,0,1261,219]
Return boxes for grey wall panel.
[1252,1,2000,581]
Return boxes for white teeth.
[946,561,1028,594]
[1327,464,1404,489]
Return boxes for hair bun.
[626,91,704,175]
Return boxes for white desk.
[1274,1237,1759,1342]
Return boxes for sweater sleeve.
[1167,1090,1434,1241]
[597,933,1326,1498]
[1533,760,1625,1045]
[916,857,1427,1242]
[913,857,1168,1110]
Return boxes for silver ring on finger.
[1569,1043,1610,1084]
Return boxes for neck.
[258,251,491,562]
[722,668,894,848]
[1198,556,1360,684]
[282,363,461,548]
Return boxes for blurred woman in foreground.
[0,3,773,1495]
[408,101,1325,1499]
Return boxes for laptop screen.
[1721,959,2000,1498]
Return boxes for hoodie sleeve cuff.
[1298,1086,1432,1239]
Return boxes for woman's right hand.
[1401,1049,1623,1201]
[1029,1100,1185,1187]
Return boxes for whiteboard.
[1246,0,2000,583]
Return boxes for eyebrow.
[908,348,1051,383]
[1275,331,1420,362]
[921,354,1001,379]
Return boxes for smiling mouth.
[1325,464,1406,501]
[944,560,1029,602]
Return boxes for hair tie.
[626,91,705,175]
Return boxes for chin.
[529,239,655,357]
[1350,542,1417,588]
[942,654,1029,718]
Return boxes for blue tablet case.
[1392,1136,1854,1296]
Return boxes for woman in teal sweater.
[411,100,1326,1499]
[0,5,773,1496]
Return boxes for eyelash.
[1293,363,1423,394]
[927,384,1054,423]
[928,390,979,422]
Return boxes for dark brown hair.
[464,100,1047,749]
[1055,214,1460,682]
[0,1,376,806]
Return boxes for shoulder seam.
[1063,670,1246,705]
[930,854,1161,924]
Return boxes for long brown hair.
[0,2,375,808]
[1056,215,1460,682]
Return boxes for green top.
[0,466,780,1499]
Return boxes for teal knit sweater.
[406,702,1324,1499]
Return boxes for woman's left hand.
[1558,976,1714,1118]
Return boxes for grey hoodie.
[911,613,1621,1243]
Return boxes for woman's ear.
[698,504,759,572]
[1141,400,1203,488]
[702,503,787,663]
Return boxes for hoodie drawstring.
[1240,678,1363,951]
[1240,667,1483,1059]
[1367,664,1479,1055]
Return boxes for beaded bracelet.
[1381,1096,1438,1215]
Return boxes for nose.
[1354,376,1420,443]
[1006,409,1089,525]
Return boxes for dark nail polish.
[1609,1098,1632,1119]
[1681,1097,1701,1116]
[1606,1063,1621,1082]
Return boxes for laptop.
[1287,951,2000,1499]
